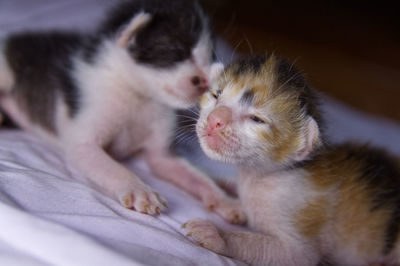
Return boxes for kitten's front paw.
[183,219,226,254]
[204,197,247,225]
[117,184,167,215]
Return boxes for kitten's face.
[138,32,214,109]
[129,0,213,109]
[110,0,214,109]
[197,56,320,169]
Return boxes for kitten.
[183,55,400,265]
[0,0,244,222]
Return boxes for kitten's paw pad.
[118,186,167,215]
[205,198,247,225]
[183,219,226,254]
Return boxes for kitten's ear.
[117,12,152,48]
[293,117,320,161]
[209,62,224,83]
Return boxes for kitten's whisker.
[175,114,197,121]
[289,57,300,73]
[174,128,196,135]
[212,49,229,83]
[274,73,301,96]
[213,47,224,65]
[173,127,197,136]
[243,34,254,55]
[173,133,199,147]
[230,39,244,63]
[173,132,194,144]
[183,107,200,117]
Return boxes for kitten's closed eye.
[249,115,265,123]
[210,90,220,99]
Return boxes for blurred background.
[200,0,400,123]
[1,0,399,155]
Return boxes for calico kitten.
[183,55,400,265]
[0,0,244,222]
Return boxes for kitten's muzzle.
[205,106,232,136]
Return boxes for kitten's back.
[303,143,400,263]
[4,32,85,132]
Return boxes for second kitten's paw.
[117,184,167,215]
[204,197,247,225]
[215,199,247,225]
[182,219,226,254]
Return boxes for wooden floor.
[201,0,400,122]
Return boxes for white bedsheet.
[0,130,244,266]
[1,0,400,265]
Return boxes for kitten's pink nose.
[191,75,209,94]
[206,106,232,135]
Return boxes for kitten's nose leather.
[192,75,209,93]
[191,76,201,85]
[206,106,232,134]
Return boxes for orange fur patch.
[294,196,328,238]
[305,147,390,261]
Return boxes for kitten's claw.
[183,219,226,254]
[117,185,167,215]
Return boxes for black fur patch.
[81,36,103,64]
[340,144,400,255]
[226,55,323,131]
[5,32,83,132]
[275,57,323,130]
[384,200,400,255]
[229,55,268,76]
[239,90,254,106]
[100,0,207,68]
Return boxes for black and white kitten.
[0,0,244,223]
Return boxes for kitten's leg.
[183,219,320,266]
[146,152,246,224]
[67,143,166,214]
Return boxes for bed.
[1,1,400,265]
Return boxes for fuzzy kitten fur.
[184,55,400,266]
[0,0,244,222]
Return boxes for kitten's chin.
[199,138,238,164]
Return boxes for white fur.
[0,12,243,220]
[185,169,321,266]
[237,170,322,266]
[209,62,224,83]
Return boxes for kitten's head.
[197,55,323,171]
[101,0,214,108]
